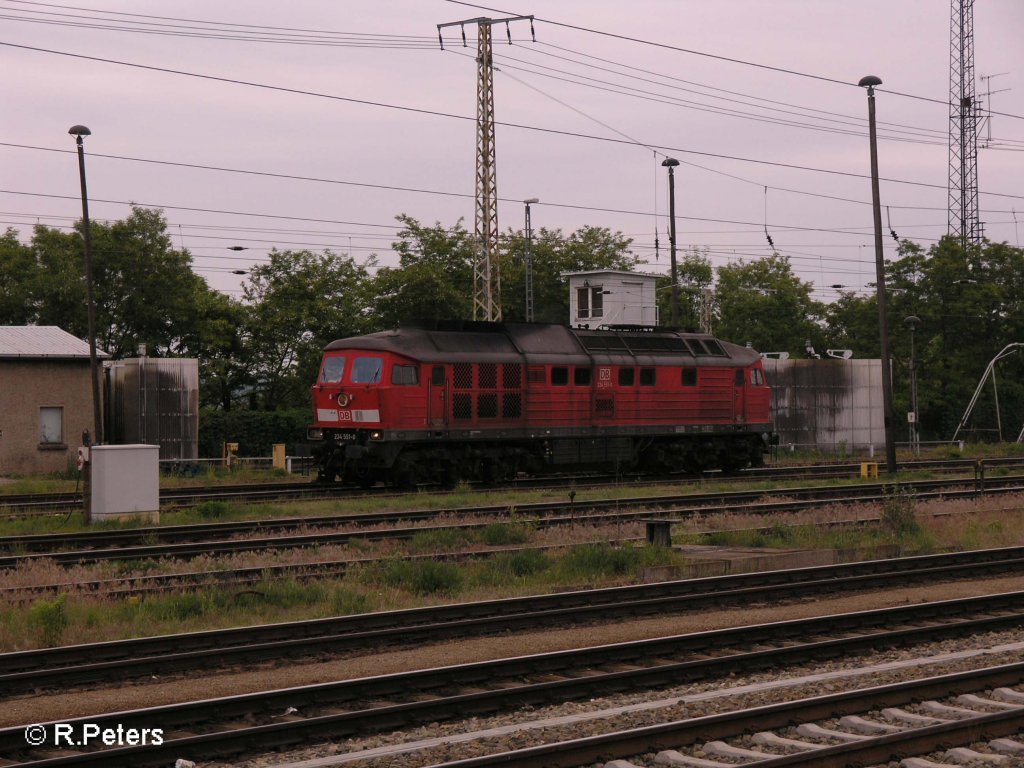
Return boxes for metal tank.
[105,354,199,460]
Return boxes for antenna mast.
[438,15,535,321]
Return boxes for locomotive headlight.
[369,430,383,441]
[336,392,351,407]
[307,428,323,441]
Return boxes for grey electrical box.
[90,444,160,522]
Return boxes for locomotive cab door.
[428,365,448,427]
[733,367,747,422]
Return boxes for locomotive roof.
[324,323,760,367]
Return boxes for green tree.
[0,229,37,324]
[372,215,475,328]
[714,254,825,353]
[243,248,374,409]
[501,225,639,323]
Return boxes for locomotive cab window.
[574,367,591,386]
[391,365,419,385]
[551,367,569,386]
[320,356,346,383]
[735,369,745,386]
[351,356,383,384]
[682,368,698,387]
[618,368,635,386]
[639,368,656,386]
[752,368,765,386]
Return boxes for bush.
[28,594,69,646]
[374,558,464,596]
[199,407,309,458]
[480,522,532,546]
[881,485,920,537]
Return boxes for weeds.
[28,594,69,646]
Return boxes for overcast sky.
[3,0,1022,302]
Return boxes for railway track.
[1,473,1023,570]
[4,593,1023,767]
[1,455,1017,516]
[425,663,1024,768]
[3,546,1023,693]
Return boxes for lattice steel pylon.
[437,15,534,322]
[474,21,500,321]
[948,0,981,246]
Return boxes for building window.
[40,406,64,445]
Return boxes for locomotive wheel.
[392,462,418,490]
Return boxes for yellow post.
[860,461,879,478]
[272,443,286,470]
[223,442,239,468]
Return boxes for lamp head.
[857,75,882,88]
[68,125,92,137]
[661,157,680,168]
[904,315,921,329]
[523,197,539,204]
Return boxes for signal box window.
[392,365,419,385]
[352,356,383,383]
[574,367,591,386]
[551,367,569,386]
[640,368,656,386]
[618,368,635,386]
[682,368,697,387]
[320,356,346,383]
[576,285,604,319]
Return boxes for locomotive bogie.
[308,322,774,486]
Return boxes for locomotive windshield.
[352,356,383,384]
[320,356,346,383]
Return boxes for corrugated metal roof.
[0,326,108,358]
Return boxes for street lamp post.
[858,76,897,475]
[69,125,103,448]
[523,198,539,322]
[905,315,921,455]
[661,157,681,327]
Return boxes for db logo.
[337,411,352,421]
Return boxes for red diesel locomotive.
[307,322,774,486]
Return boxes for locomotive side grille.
[502,363,522,388]
[454,363,473,389]
[453,393,472,420]
[477,393,498,418]
[502,392,522,418]
[527,366,545,384]
[595,397,614,416]
[478,363,497,388]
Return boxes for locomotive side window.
[639,368,656,386]
[351,356,383,383]
[551,367,569,386]
[752,368,765,386]
[431,366,445,386]
[735,369,745,386]
[682,368,698,386]
[391,365,419,385]
[574,367,591,386]
[320,356,346,383]
[618,368,635,386]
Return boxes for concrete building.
[0,326,106,475]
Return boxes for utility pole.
[437,15,535,322]
[523,198,538,322]
[948,0,981,247]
